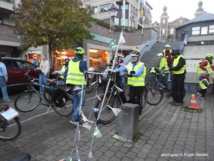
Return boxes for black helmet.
[171,49,180,56]
[51,89,68,107]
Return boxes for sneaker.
[197,92,202,98]
[4,99,11,102]
[69,120,78,126]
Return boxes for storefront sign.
[91,33,115,44]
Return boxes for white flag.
[119,35,126,44]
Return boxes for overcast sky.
[147,0,213,23]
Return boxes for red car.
[2,57,53,90]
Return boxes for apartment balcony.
[0,0,14,15]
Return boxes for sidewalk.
[0,92,214,161]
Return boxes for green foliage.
[11,0,94,51]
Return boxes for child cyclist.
[197,74,209,99]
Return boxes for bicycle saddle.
[9,153,31,161]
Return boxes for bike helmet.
[130,51,140,57]
[75,47,85,55]
[171,49,180,56]
[206,53,213,58]
[51,88,68,107]
[165,44,171,48]
[157,53,163,57]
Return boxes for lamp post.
[109,4,118,33]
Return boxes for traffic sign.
[109,39,116,50]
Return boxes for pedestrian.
[196,53,213,78]
[35,54,50,94]
[197,75,209,99]
[169,49,187,106]
[0,57,10,102]
[66,47,88,125]
[157,53,171,97]
[114,50,146,116]
[162,44,173,67]
[59,57,70,81]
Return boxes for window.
[209,25,214,34]
[192,27,200,35]
[162,19,165,24]
[201,26,208,35]
[162,29,165,34]
[100,4,111,13]
[2,60,15,69]
[93,7,98,14]
[170,28,174,34]
[0,18,3,24]
[15,60,36,69]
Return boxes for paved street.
[0,89,214,161]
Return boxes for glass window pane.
[201,26,208,35]
[209,25,214,34]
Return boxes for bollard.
[118,103,139,139]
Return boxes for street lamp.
[109,4,118,32]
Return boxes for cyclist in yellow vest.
[66,47,88,125]
[197,53,213,76]
[162,44,173,67]
[59,57,70,81]
[197,75,209,99]
[114,51,146,116]
[157,53,171,97]
[169,49,187,106]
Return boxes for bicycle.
[0,104,21,140]
[93,71,162,124]
[14,70,73,117]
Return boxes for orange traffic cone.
[188,94,201,110]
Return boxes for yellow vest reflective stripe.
[172,55,187,74]
[199,79,209,89]
[163,49,172,57]
[59,66,65,79]
[159,57,169,73]
[127,62,146,86]
[197,60,211,74]
[66,60,86,85]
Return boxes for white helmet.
[157,53,163,57]
[165,44,171,48]
[130,51,140,57]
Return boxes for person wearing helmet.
[197,53,213,77]
[66,47,88,125]
[59,57,70,81]
[162,44,173,67]
[114,50,146,116]
[169,49,187,106]
[157,53,171,97]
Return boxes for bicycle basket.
[51,89,68,107]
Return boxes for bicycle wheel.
[141,90,147,109]
[52,95,73,117]
[85,78,94,93]
[14,90,41,112]
[0,117,21,141]
[146,88,163,105]
[94,92,121,124]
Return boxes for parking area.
[0,90,214,161]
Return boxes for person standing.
[197,75,209,99]
[162,44,173,67]
[66,47,88,125]
[157,53,170,97]
[197,53,213,77]
[0,57,10,102]
[169,49,187,106]
[59,57,70,81]
[114,50,146,116]
[36,54,50,93]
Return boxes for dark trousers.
[171,74,185,103]
[129,86,144,115]
[199,89,207,97]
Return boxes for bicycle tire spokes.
[146,88,163,105]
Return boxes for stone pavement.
[0,91,214,161]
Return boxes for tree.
[11,0,93,59]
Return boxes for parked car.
[2,57,53,91]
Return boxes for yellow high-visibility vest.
[172,55,187,75]
[197,60,211,74]
[199,79,209,89]
[159,57,169,74]
[127,62,146,86]
[59,65,66,79]
[66,60,86,85]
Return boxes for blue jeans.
[71,85,86,122]
[0,76,9,100]
[39,73,49,92]
[121,76,125,91]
